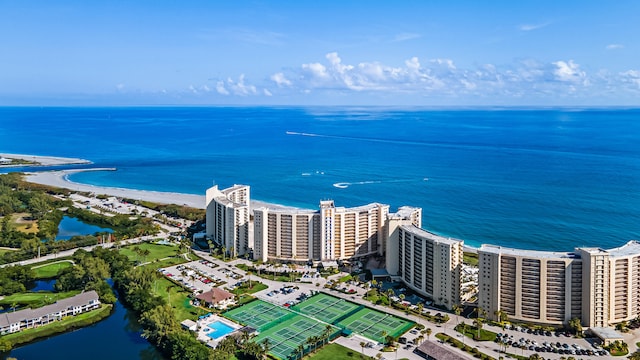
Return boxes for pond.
[29,279,56,292]
[56,216,113,240]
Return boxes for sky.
[1,1,638,106]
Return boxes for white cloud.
[208,52,640,102]
[216,81,229,95]
[606,44,624,50]
[302,62,329,79]
[270,72,292,87]
[620,70,640,88]
[519,22,549,31]
[226,74,257,96]
[552,60,588,85]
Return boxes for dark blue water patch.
[56,216,113,240]
[1,298,164,360]
[28,279,56,292]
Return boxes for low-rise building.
[196,288,235,309]
[0,291,100,334]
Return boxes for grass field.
[152,276,207,321]
[309,343,373,360]
[120,242,182,263]
[31,261,73,278]
[291,293,361,324]
[0,247,17,256]
[139,253,196,269]
[0,290,81,309]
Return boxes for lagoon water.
[1,106,639,251]
[56,216,113,240]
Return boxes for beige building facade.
[478,241,640,328]
[205,184,251,257]
[253,200,390,262]
[387,223,463,310]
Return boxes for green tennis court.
[336,307,414,343]
[291,292,361,324]
[223,299,293,331]
[254,315,340,360]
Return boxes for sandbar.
[0,153,91,167]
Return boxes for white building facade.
[205,184,251,257]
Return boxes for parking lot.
[159,259,244,295]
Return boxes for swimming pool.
[206,320,235,340]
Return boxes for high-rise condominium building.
[478,241,640,327]
[205,184,251,258]
[253,200,390,262]
[387,214,463,310]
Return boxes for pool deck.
[195,313,242,347]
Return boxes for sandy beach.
[0,153,91,167]
[23,168,295,211]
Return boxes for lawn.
[152,276,207,321]
[309,343,374,360]
[0,248,17,256]
[229,281,268,296]
[120,242,182,263]
[455,323,497,341]
[0,290,81,309]
[139,253,196,269]
[31,261,73,278]
[463,252,479,266]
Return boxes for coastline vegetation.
[0,173,161,265]
[122,198,205,222]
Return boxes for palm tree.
[387,289,394,304]
[142,248,151,263]
[426,328,432,341]
[360,341,367,358]
[296,344,305,360]
[416,302,424,316]
[323,325,333,346]
[261,338,271,359]
[473,306,485,340]
[453,304,462,324]
[380,330,387,344]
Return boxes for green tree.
[261,338,271,359]
[139,304,179,345]
[426,328,432,341]
[568,317,583,336]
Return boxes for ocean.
[1,106,638,252]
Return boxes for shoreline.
[23,168,295,211]
[0,152,92,167]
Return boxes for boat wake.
[333,178,428,189]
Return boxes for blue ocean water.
[1,106,638,251]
